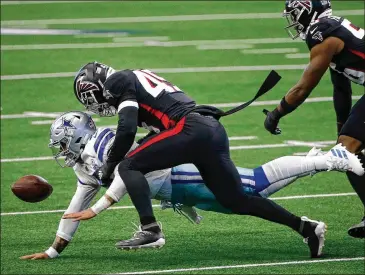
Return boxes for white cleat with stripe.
[326,144,365,176]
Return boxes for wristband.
[279,97,298,116]
[91,196,112,215]
[45,247,59,258]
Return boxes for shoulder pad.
[306,17,342,49]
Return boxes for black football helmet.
[284,0,332,40]
[73,61,117,117]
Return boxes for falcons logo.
[312,31,323,41]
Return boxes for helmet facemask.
[49,136,80,168]
[75,78,116,117]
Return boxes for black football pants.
[118,113,302,232]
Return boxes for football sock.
[118,168,158,228]
[262,156,327,183]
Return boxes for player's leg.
[193,120,326,257]
[337,95,365,238]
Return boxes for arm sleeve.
[105,166,128,202]
[56,183,100,241]
[330,68,352,134]
[106,106,138,164]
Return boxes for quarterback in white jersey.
[21,111,363,259]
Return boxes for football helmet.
[73,61,117,117]
[283,0,332,39]
[49,111,96,167]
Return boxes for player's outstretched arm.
[63,172,128,221]
[264,37,344,135]
[20,183,99,260]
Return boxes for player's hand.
[62,208,96,221]
[263,109,282,135]
[20,252,49,260]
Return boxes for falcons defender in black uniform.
[71,62,327,257]
[264,0,365,238]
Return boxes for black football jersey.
[306,16,365,86]
[103,69,196,131]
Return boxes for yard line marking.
[111,36,169,42]
[0,38,302,51]
[0,140,337,163]
[1,10,362,26]
[1,42,145,51]
[0,192,357,216]
[0,1,100,5]
[197,44,254,50]
[1,96,361,120]
[286,53,310,59]
[241,48,299,54]
[1,64,308,80]
[271,193,356,201]
[285,140,334,148]
[112,257,365,275]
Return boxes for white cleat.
[325,144,365,176]
[301,216,327,258]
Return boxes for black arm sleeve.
[330,68,352,134]
[107,106,138,164]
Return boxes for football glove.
[263,109,282,135]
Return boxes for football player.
[263,0,365,238]
[70,62,336,256]
[21,111,362,259]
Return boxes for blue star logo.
[57,118,76,131]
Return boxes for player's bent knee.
[337,135,363,154]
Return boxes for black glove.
[263,109,282,135]
[97,161,118,186]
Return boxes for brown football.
[11,175,53,203]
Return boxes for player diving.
[263,0,365,238]
[20,111,364,260]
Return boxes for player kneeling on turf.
[21,111,363,259]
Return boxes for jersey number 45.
[133,69,182,98]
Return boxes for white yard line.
[0,38,302,51]
[241,48,299,54]
[197,44,254,50]
[1,10,362,26]
[1,192,357,216]
[1,1,100,5]
[0,140,336,163]
[112,257,364,275]
[1,96,361,120]
[1,64,308,80]
[286,53,310,59]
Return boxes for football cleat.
[301,216,327,258]
[115,223,165,250]
[325,144,365,176]
[348,217,365,238]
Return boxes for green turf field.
[1,1,364,274]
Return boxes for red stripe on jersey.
[349,49,365,59]
[146,77,158,88]
[140,103,176,129]
[127,117,186,158]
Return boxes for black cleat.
[115,223,165,250]
[301,216,327,258]
[348,217,365,238]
